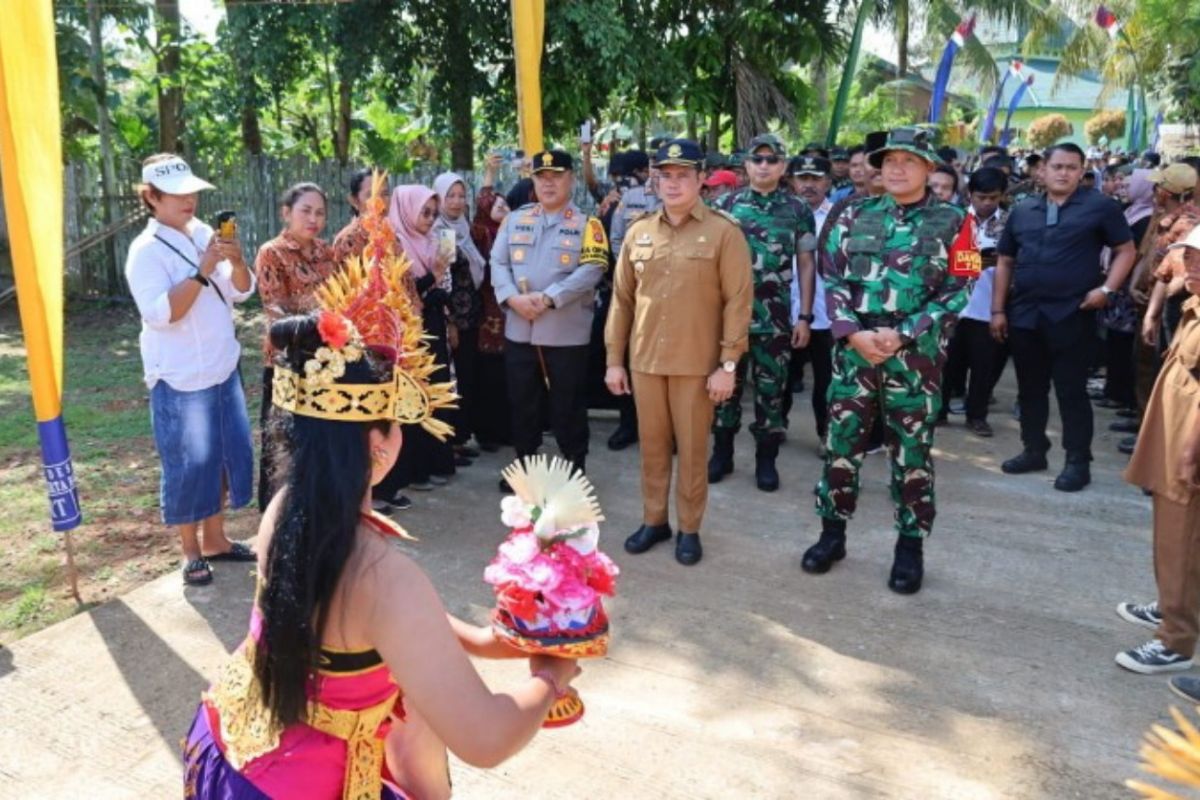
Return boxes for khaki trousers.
[1154,492,1200,656]
[631,371,713,533]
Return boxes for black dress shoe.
[1118,435,1137,455]
[624,523,673,555]
[888,536,923,594]
[675,532,702,566]
[801,520,847,574]
[607,426,639,451]
[1001,450,1048,474]
[1109,418,1140,434]
[1054,460,1091,492]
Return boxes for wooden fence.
[56,155,603,299]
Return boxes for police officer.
[609,151,661,257]
[709,133,817,492]
[491,150,609,487]
[606,139,753,566]
[803,127,980,595]
[830,147,853,193]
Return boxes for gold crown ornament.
[541,152,554,167]
[667,143,682,158]
[271,171,457,438]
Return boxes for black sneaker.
[1169,675,1200,704]
[1117,601,1162,630]
[1115,639,1193,674]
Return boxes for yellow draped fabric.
[0,0,80,531]
[510,0,545,155]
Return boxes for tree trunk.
[336,79,352,165]
[707,113,720,152]
[896,0,909,78]
[322,49,338,162]
[87,0,121,295]
[686,106,697,141]
[241,103,263,155]
[155,0,183,152]
[812,63,829,141]
[444,0,473,171]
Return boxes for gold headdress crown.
[271,172,457,438]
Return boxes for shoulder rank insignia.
[712,207,741,227]
[579,217,609,269]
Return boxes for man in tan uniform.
[605,139,753,566]
[1117,223,1200,675]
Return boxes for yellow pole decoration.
[0,1,84,547]
[511,0,545,155]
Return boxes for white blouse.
[124,218,256,391]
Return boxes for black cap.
[607,152,628,178]
[802,142,830,159]
[653,139,704,168]
[705,152,728,170]
[789,155,832,177]
[531,150,574,173]
[625,149,650,172]
[747,134,786,157]
[830,147,849,162]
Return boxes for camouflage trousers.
[714,331,791,444]
[813,335,947,538]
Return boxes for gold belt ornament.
[205,641,400,800]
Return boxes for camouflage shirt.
[719,186,817,334]
[822,192,973,344]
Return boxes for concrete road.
[0,389,1171,799]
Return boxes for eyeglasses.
[749,155,782,165]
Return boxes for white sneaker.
[1116,639,1193,674]
[1116,601,1162,630]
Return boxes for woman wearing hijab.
[433,171,488,460]
[379,185,455,497]
[1100,169,1156,414]
[469,158,513,451]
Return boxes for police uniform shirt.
[610,186,663,257]
[490,201,609,347]
[605,203,753,377]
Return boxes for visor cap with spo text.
[747,134,787,157]
[653,139,705,168]
[867,127,943,169]
[789,155,832,177]
[530,150,574,173]
[1149,163,1199,196]
[141,156,215,194]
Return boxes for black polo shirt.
[997,187,1132,328]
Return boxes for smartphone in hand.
[438,228,457,260]
[215,210,237,239]
[580,119,592,144]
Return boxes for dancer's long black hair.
[255,314,391,728]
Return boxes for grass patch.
[0,300,264,643]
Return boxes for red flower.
[586,565,615,595]
[497,583,541,622]
[317,311,351,349]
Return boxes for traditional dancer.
[183,176,579,800]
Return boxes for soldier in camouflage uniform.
[708,134,818,492]
[802,127,980,595]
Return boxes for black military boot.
[707,430,735,484]
[1054,453,1091,492]
[801,519,847,574]
[888,535,924,594]
[755,439,780,492]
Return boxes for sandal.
[204,542,256,562]
[183,558,213,586]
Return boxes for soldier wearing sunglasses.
[707,134,818,493]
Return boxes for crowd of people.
[120,126,1200,797]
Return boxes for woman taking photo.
[382,186,456,494]
[433,171,487,461]
[183,302,579,798]
[254,182,339,510]
[124,154,256,586]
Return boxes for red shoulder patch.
[948,215,981,278]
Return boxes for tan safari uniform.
[1126,296,1200,656]
[605,202,752,532]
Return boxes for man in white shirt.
[125,154,257,586]
[939,166,1008,437]
[784,156,836,452]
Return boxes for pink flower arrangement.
[485,500,619,631]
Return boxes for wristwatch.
[1098,286,1115,298]
[542,292,556,308]
[797,314,815,323]
[722,360,737,373]
[190,273,210,287]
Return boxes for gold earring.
[372,448,388,466]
